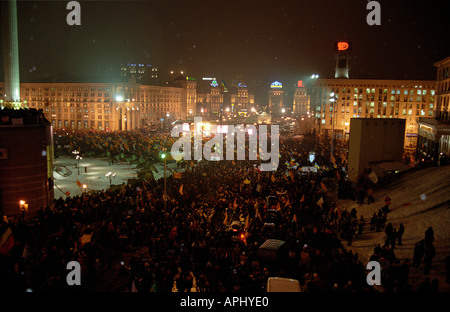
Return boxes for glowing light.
[271,81,283,88]
[115,95,123,102]
[337,41,349,51]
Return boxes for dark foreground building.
[0,108,54,219]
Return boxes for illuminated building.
[174,75,197,117]
[120,63,159,84]
[196,78,223,117]
[268,81,284,116]
[230,82,255,116]
[417,56,450,163]
[0,78,194,131]
[308,78,436,149]
[293,80,310,115]
[334,41,351,79]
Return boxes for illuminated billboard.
[334,41,352,52]
[271,81,282,88]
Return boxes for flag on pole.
[179,184,184,195]
[223,210,228,226]
[300,194,305,202]
[284,198,291,207]
[316,197,324,206]
[255,204,261,220]
[271,174,276,183]
[80,233,93,247]
[132,280,138,292]
[276,201,281,211]
[244,214,249,230]
[289,170,295,182]
[321,182,327,191]
[331,154,337,167]
[0,226,15,255]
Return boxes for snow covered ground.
[52,156,177,198]
[338,165,450,291]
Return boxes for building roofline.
[433,56,450,67]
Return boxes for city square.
[0,0,449,306]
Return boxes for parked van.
[267,277,301,292]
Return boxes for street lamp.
[105,172,116,187]
[161,148,167,210]
[330,92,337,164]
[72,150,82,175]
[19,200,28,223]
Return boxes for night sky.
[1,0,449,85]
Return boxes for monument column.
[1,0,21,104]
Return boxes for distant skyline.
[0,0,448,85]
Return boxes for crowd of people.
[0,129,446,293]
[54,128,173,163]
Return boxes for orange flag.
[300,194,305,202]
[271,174,276,183]
[289,170,294,182]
